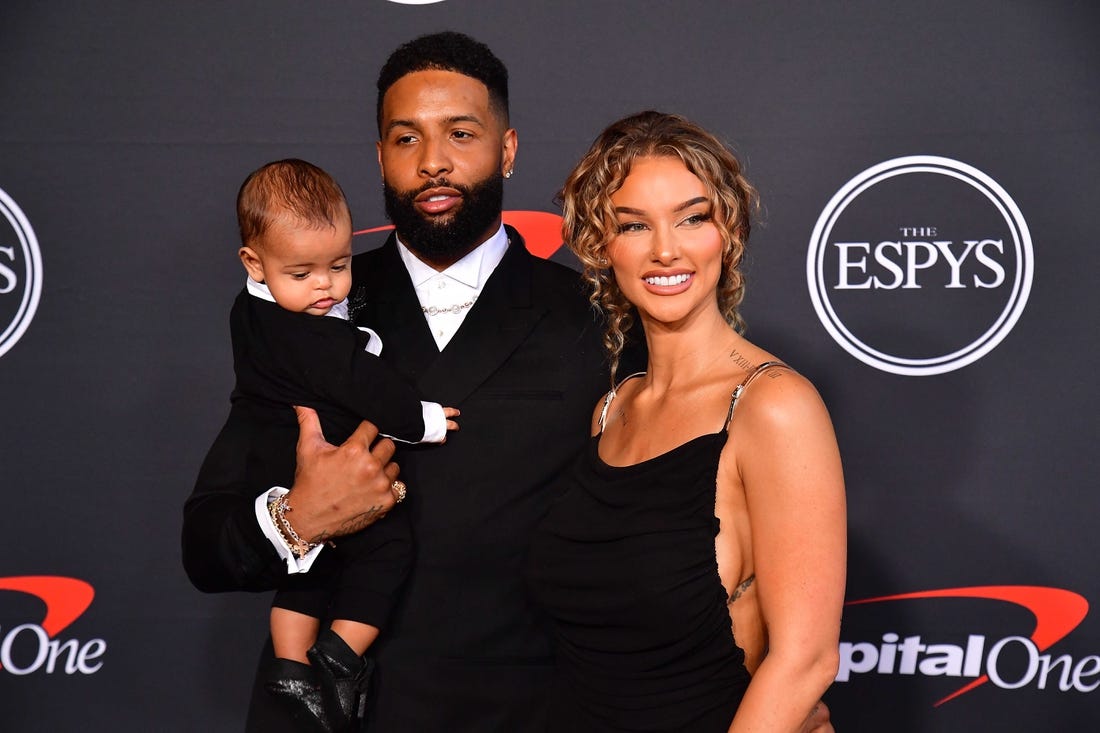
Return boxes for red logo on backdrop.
[0,575,105,675]
[355,210,565,259]
[838,585,1095,703]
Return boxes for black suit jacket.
[184,228,611,731]
[230,287,429,445]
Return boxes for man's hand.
[800,700,833,733]
[285,406,402,544]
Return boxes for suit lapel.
[418,229,547,404]
[353,229,547,405]
[351,237,439,384]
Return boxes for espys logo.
[0,576,105,675]
[356,210,564,259]
[0,186,43,359]
[837,585,1096,704]
[807,156,1033,376]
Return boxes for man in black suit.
[184,31,608,731]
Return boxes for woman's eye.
[617,222,647,233]
[683,212,712,226]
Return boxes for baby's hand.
[443,407,461,433]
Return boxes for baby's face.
[253,215,353,315]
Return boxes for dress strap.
[597,372,646,433]
[723,361,788,431]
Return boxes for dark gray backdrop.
[2,1,1097,730]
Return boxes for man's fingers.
[371,435,396,464]
[343,418,381,450]
[294,406,327,450]
[383,462,401,482]
[802,700,832,733]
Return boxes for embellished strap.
[720,364,785,603]
[723,360,788,431]
[597,372,646,433]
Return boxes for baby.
[231,158,457,729]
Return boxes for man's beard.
[383,172,504,263]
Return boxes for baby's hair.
[237,159,350,249]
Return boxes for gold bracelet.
[268,495,318,558]
[276,495,317,557]
[267,498,297,555]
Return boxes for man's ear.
[376,140,385,183]
[501,128,517,178]
[238,246,265,283]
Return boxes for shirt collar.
[395,223,509,288]
[244,277,349,320]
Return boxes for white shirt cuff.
[254,487,324,573]
[357,326,383,356]
[420,401,447,443]
[380,402,448,444]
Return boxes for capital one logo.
[837,585,1097,704]
[0,186,43,359]
[807,156,1033,376]
[0,576,105,675]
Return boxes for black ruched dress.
[528,365,783,731]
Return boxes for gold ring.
[390,480,407,503]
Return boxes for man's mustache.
[406,179,470,197]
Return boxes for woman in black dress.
[528,111,846,732]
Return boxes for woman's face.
[607,155,724,327]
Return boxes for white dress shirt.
[396,224,509,350]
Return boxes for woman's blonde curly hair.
[559,111,759,384]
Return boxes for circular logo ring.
[0,187,43,359]
[807,156,1032,376]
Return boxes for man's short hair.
[376,31,510,132]
[236,159,350,248]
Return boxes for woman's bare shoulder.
[588,371,647,436]
[721,361,837,471]
[735,362,828,426]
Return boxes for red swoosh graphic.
[354,210,564,259]
[846,585,1089,705]
[0,575,95,637]
[501,211,564,258]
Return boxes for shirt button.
[438,280,446,289]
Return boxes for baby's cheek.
[334,272,353,300]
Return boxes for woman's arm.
[724,371,846,733]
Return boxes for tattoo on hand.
[337,505,385,535]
